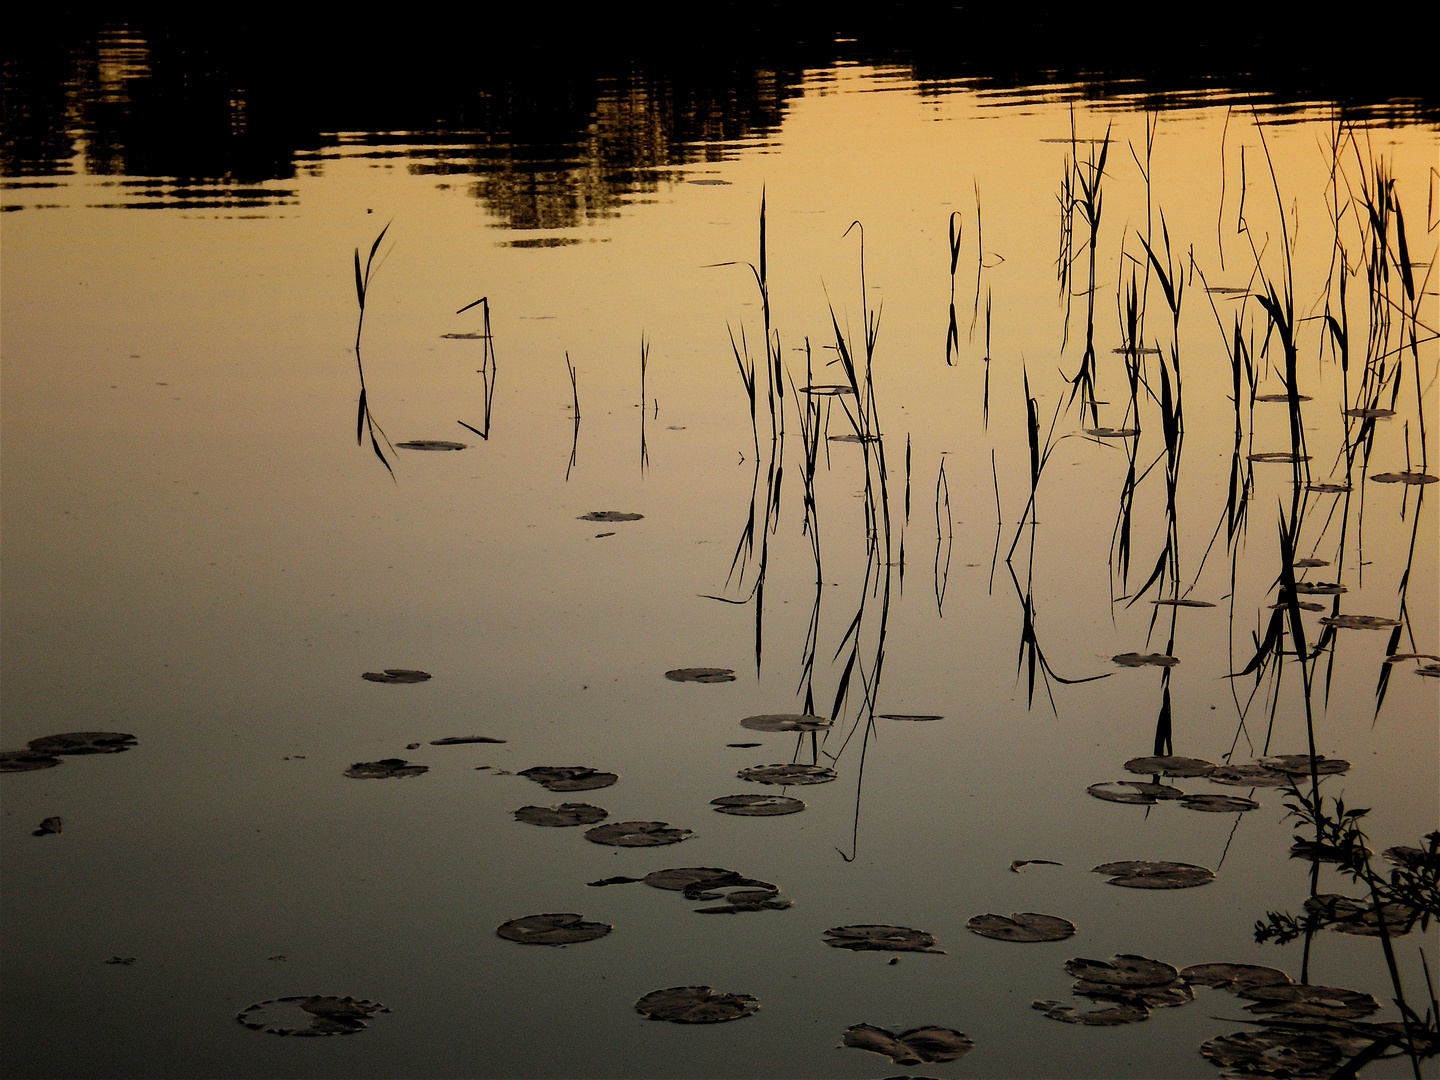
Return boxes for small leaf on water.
[235,996,388,1036]
[711,794,805,816]
[1111,652,1179,667]
[1371,471,1438,485]
[842,1024,974,1065]
[827,433,875,443]
[584,821,693,847]
[1123,755,1216,777]
[1259,754,1349,776]
[513,803,608,827]
[1149,598,1214,607]
[496,913,612,946]
[396,440,466,451]
[1247,452,1310,463]
[738,763,837,785]
[1237,983,1380,1020]
[361,669,432,684]
[579,511,644,521]
[878,713,944,721]
[518,766,618,792]
[1091,861,1215,889]
[823,925,944,954]
[1206,763,1292,787]
[1292,558,1330,567]
[967,913,1075,942]
[26,732,137,755]
[726,742,762,748]
[32,816,63,837]
[587,876,643,887]
[665,667,736,683]
[739,713,832,733]
[1179,963,1291,992]
[1031,998,1149,1025]
[1087,781,1185,805]
[430,736,505,744]
[634,986,757,1023]
[1319,614,1401,629]
[1010,859,1063,872]
[1293,581,1345,595]
[344,758,428,779]
[1179,793,1258,812]
[0,750,62,772]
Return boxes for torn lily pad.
[878,713,944,721]
[519,766,618,791]
[1179,793,1258,812]
[739,713,832,733]
[693,885,791,915]
[1371,471,1438,485]
[27,732,137,755]
[1303,894,1419,936]
[579,511,644,521]
[513,803,608,827]
[967,913,1075,942]
[1087,781,1185,804]
[1206,763,1292,787]
[397,440,466,451]
[1092,861,1215,888]
[1032,998,1149,1025]
[842,1024,974,1065]
[32,816,63,837]
[1124,755,1216,777]
[737,763,836,785]
[665,667,735,683]
[496,913,612,945]
[1179,963,1292,993]
[823,925,944,954]
[235,996,389,1036]
[344,758,428,779]
[635,986,757,1024]
[0,749,62,772]
[1319,614,1400,630]
[1199,1029,1343,1078]
[1112,652,1179,667]
[361,669,431,683]
[710,794,805,816]
[430,736,505,745]
[1237,983,1380,1020]
[583,821,693,847]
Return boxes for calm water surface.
[2,37,1437,1080]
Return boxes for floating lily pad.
[1112,652,1179,667]
[1248,452,1310,463]
[1084,427,1139,438]
[1307,482,1351,494]
[727,742,762,748]
[1371,471,1438,485]
[737,763,837,785]
[693,885,792,914]
[1319,614,1400,629]
[878,713,944,721]
[579,511,644,521]
[1292,558,1330,568]
[842,1024,974,1065]
[665,667,735,683]
[739,713,832,733]
[1345,407,1396,418]
[1092,861,1215,889]
[967,913,1075,942]
[1010,859,1063,872]
[0,750,61,772]
[1255,393,1312,402]
[643,867,747,893]
[513,803,608,827]
[27,732,136,755]
[518,766,618,791]
[584,821,693,847]
[1383,653,1440,664]
[1180,793,1258,812]
[1270,600,1326,611]
[1180,963,1292,992]
[1199,1029,1342,1077]
[1150,598,1215,607]
[361,669,432,683]
[496,913,612,945]
[1124,755,1216,777]
[1260,754,1349,776]
[344,758,428,779]
[587,876,643,887]
[1303,894,1419,936]
[235,996,389,1036]
[1032,998,1149,1025]
[1293,582,1346,595]
[799,384,855,396]
[710,794,805,816]
[1290,838,1373,863]
[828,433,876,443]
[1238,983,1380,1020]
[32,816,63,837]
[1066,955,1179,988]
[823,925,944,954]
[634,986,757,1024]
[1206,763,1292,787]
[430,736,505,744]
[1087,781,1186,804]
[105,956,136,965]
[397,440,466,451]
[1420,664,1440,677]
[1384,845,1440,870]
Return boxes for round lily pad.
[710,794,805,816]
[1087,781,1185,804]
[878,713,944,721]
[513,803,608,827]
[396,440,466,451]
[641,867,765,896]
[235,996,388,1036]
[1260,754,1349,776]
[823,925,944,954]
[967,913,1075,942]
[579,511,644,521]
[739,713,832,732]
[344,758,428,779]
[27,732,137,755]
[584,821,693,847]
[1031,998,1150,1025]
[1,749,62,772]
[1112,652,1179,667]
[1123,755,1216,777]
[1371,471,1437,485]
[665,667,735,683]
[737,763,837,785]
[1200,1030,1343,1077]
[1293,581,1346,595]
[1206,763,1292,787]
[1065,955,1179,989]
[842,1024,974,1065]
[1319,614,1400,629]
[496,913,612,945]
[1092,861,1215,888]
[361,669,431,683]
[518,766,618,791]
[1179,963,1291,992]
[1179,793,1258,812]
[1238,983,1380,1020]
[635,986,757,1023]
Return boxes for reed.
[455,295,497,441]
[351,222,395,477]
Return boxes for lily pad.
[1206,763,1292,787]
[1269,600,1325,611]
[737,763,837,785]
[710,794,805,816]
[1084,426,1139,438]
[967,913,1075,942]
[518,766,618,791]
[235,996,389,1036]
[430,736,505,744]
[799,384,856,396]
[1319,614,1400,629]
[396,440,466,451]
[1292,558,1330,568]
[27,732,136,755]
[739,713,831,733]
[496,913,612,945]
[643,867,758,894]
[1199,1029,1342,1077]
[1371,471,1438,485]
[1032,998,1150,1025]
[1092,861,1215,889]
[513,803,608,827]
[1179,793,1258,812]
[1180,963,1291,992]
[1384,845,1440,870]
[842,1024,974,1065]
[1087,781,1185,804]
[584,821,693,847]
[823,925,944,954]
[1124,755,1216,777]
[1307,482,1351,494]
[0,750,62,772]
[1303,894,1419,936]
[344,758,428,779]
[693,886,791,915]
[1382,653,1440,664]
[634,986,757,1024]
[727,742,762,748]
[361,669,431,683]
[878,713,944,721]
[587,876,643,887]
[1010,859,1063,872]
[1248,452,1310,463]
[1149,598,1215,607]
[1255,393,1312,402]
[1238,983,1380,1020]
[579,511,644,521]
[1344,407,1396,419]
[32,816,63,837]
[1293,582,1346,595]
[665,667,735,683]
[1112,652,1179,667]
[1259,754,1349,776]
[1065,955,1179,989]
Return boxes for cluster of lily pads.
[1086,752,1351,813]
[1,730,137,773]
